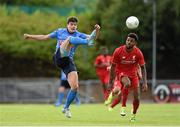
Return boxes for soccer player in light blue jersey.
[24,16,100,118]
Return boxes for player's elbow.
[42,34,50,40]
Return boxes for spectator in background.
[94,47,112,101]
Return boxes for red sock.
[103,89,110,100]
[132,99,139,114]
[111,95,121,108]
[122,88,129,107]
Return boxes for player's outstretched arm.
[141,64,148,92]
[24,34,51,41]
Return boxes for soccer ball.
[126,16,139,29]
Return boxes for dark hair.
[67,16,78,24]
[128,33,138,41]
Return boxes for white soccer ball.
[126,16,139,29]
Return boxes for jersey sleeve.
[95,56,101,65]
[49,28,61,38]
[78,32,88,39]
[112,48,120,64]
[137,49,145,66]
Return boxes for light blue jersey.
[50,28,87,58]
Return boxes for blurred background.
[0,0,180,104]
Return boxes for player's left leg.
[55,86,65,106]
[58,57,78,118]
[130,77,140,122]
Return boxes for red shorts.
[117,73,139,89]
[97,73,109,84]
[113,76,122,90]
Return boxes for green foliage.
[94,0,180,79]
[2,0,180,79]
[0,5,96,78]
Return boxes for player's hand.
[142,83,148,92]
[24,34,30,39]
[94,24,100,30]
[107,66,111,71]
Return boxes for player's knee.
[113,87,120,95]
[121,77,131,87]
[71,84,79,90]
[66,37,70,41]
[134,94,140,100]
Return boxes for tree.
[93,0,180,79]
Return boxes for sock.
[104,89,110,100]
[57,92,64,104]
[111,96,121,108]
[75,94,81,105]
[122,88,129,107]
[132,99,139,114]
[69,37,88,45]
[64,89,77,109]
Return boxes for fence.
[0,78,103,103]
[0,78,180,103]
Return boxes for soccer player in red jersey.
[94,47,112,100]
[107,33,148,121]
[105,64,142,111]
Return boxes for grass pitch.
[0,103,180,126]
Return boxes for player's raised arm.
[24,34,51,41]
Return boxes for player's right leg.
[107,78,122,110]
[108,95,121,111]
[104,86,121,106]
[69,30,97,45]
[120,76,131,116]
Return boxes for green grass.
[0,103,180,126]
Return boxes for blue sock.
[75,94,81,105]
[70,37,88,45]
[64,90,77,109]
[58,92,64,104]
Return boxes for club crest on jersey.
[132,55,136,60]
[122,56,126,59]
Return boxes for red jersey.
[112,45,145,78]
[95,54,112,75]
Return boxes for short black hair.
[127,33,138,41]
[67,16,78,24]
